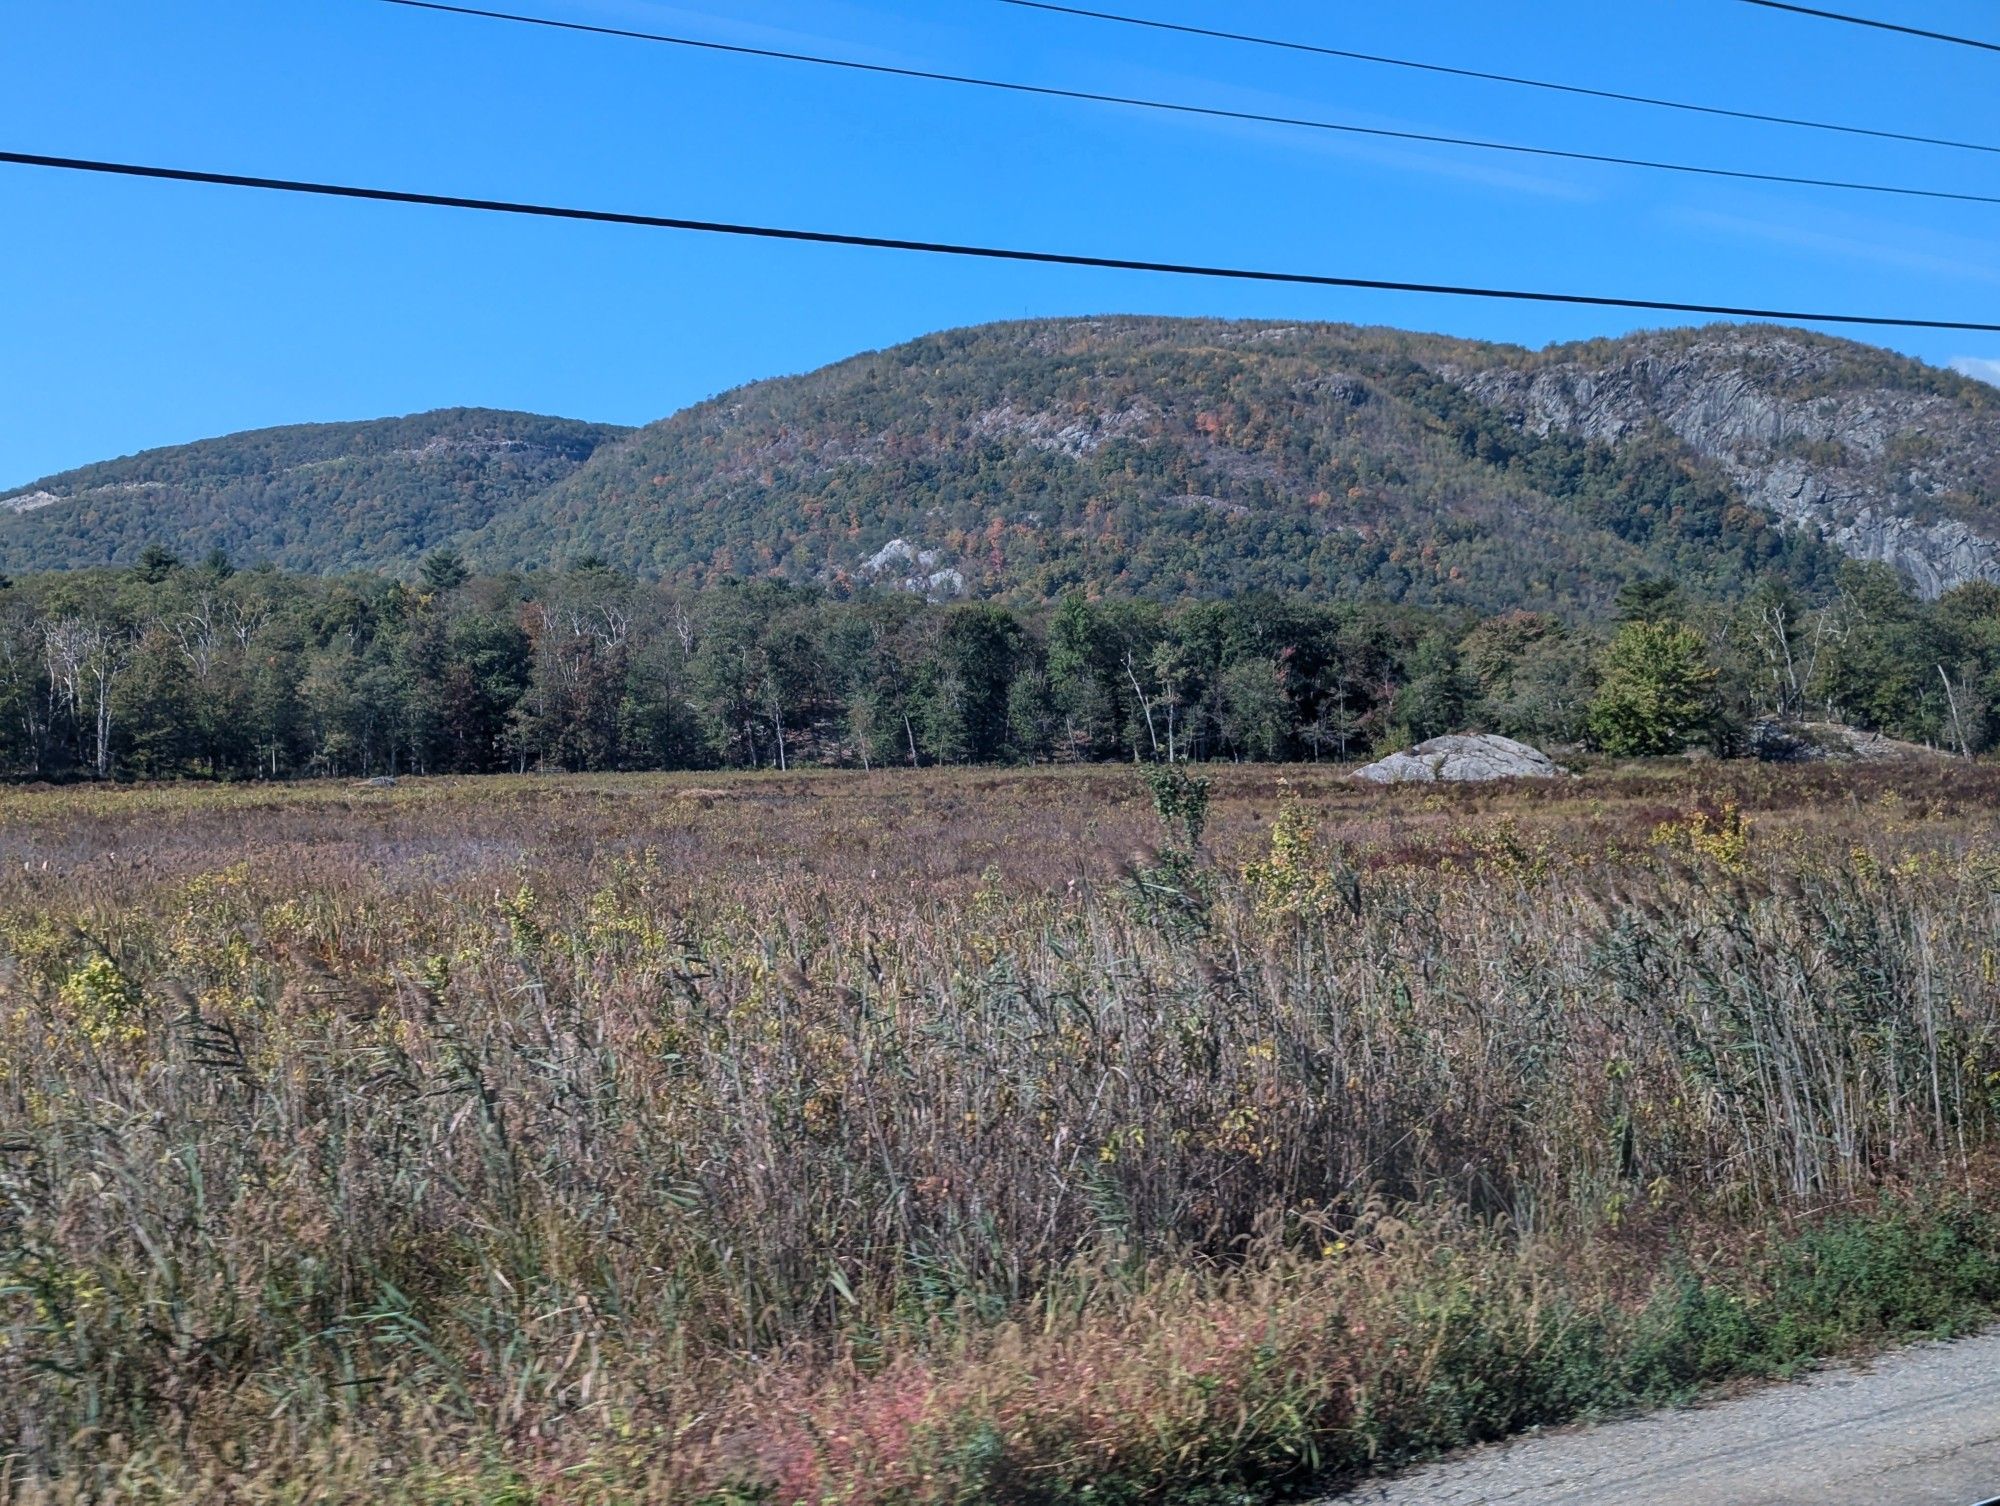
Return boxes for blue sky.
[4,0,1999,488]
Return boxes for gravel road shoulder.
[1324,1328,2000,1506]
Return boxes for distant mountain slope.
[7,319,1999,606]
[462,318,1999,608]
[0,409,630,574]
[1449,326,2000,597]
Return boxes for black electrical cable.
[1000,0,2000,157]
[373,0,2000,211]
[1740,0,2000,53]
[4,148,1997,332]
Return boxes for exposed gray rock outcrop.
[1354,734,1563,784]
[1443,328,2000,597]
[859,539,965,601]
[1750,720,1945,763]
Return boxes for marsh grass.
[1,762,1998,1502]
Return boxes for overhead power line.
[1000,0,2000,158]
[3,148,1997,332]
[376,0,2000,211]
[1740,0,2000,53]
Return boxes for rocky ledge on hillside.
[1446,328,2000,597]
[1354,734,1564,784]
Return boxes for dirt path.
[1329,1329,2000,1506]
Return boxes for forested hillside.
[468,318,1861,609]
[7,319,1999,609]
[2,547,1992,782]
[0,410,629,574]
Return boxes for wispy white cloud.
[1663,205,2000,286]
[1055,60,1597,201]
[542,3,1596,200]
[567,0,945,68]
[1951,357,2000,386]
[1190,115,1599,200]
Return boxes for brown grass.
[1,761,1999,1502]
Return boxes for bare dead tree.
[1123,649,1160,761]
[42,616,127,778]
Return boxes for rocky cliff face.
[1443,327,2000,597]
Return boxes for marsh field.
[3,762,2000,1504]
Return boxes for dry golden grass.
[2,760,1999,1503]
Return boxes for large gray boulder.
[1750,719,1946,764]
[1354,733,1562,784]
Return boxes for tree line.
[2,544,1997,781]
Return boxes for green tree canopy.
[1588,620,1719,756]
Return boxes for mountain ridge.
[6,319,1997,607]
[0,408,631,576]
